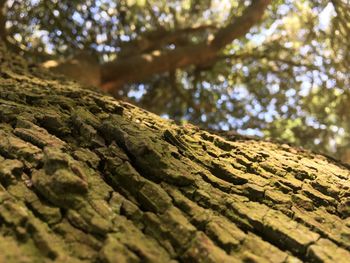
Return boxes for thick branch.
[120,24,217,57]
[211,0,271,50]
[101,43,215,91]
[101,0,271,91]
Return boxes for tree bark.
[0,44,350,263]
[0,0,7,41]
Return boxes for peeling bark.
[0,45,350,263]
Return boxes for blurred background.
[1,0,350,162]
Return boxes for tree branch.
[211,0,271,50]
[119,24,217,57]
[0,0,7,42]
[101,0,271,91]
[101,43,214,91]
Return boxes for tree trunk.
[0,44,349,263]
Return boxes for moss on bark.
[0,44,349,262]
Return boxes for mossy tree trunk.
[0,44,350,263]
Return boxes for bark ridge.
[0,45,350,262]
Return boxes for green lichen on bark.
[0,44,350,262]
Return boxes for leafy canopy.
[3,0,350,160]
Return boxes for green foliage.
[4,0,350,160]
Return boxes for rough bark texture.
[0,44,350,263]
